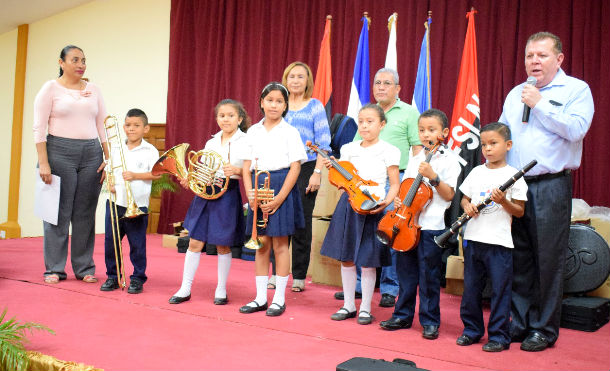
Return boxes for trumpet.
[103,115,146,289]
[151,143,229,199]
[244,159,275,250]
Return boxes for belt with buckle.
[524,169,571,183]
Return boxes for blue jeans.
[356,171,403,296]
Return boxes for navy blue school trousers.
[460,240,512,345]
[393,229,444,326]
[104,200,149,283]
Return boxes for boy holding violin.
[379,108,460,340]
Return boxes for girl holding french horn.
[168,99,250,306]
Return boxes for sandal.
[82,275,98,283]
[44,274,59,284]
[291,279,305,292]
[267,275,276,289]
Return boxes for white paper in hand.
[34,172,61,225]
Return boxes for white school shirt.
[242,118,307,171]
[339,140,400,199]
[459,163,528,248]
[108,138,160,208]
[403,148,461,230]
[203,129,246,179]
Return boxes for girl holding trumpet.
[239,82,307,317]
[169,99,250,305]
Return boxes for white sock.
[360,267,376,316]
[341,265,357,312]
[174,250,201,297]
[247,276,268,307]
[215,252,232,299]
[271,275,289,306]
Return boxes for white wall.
[0,29,18,227]
[0,0,170,237]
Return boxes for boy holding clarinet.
[456,122,528,352]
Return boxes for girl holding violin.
[239,82,307,317]
[320,104,400,325]
[379,108,461,340]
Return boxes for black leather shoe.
[483,341,510,352]
[334,291,362,300]
[456,334,479,346]
[379,317,412,330]
[379,294,396,307]
[520,331,549,352]
[239,301,268,314]
[100,278,119,291]
[169,294,191,304]
[331,307,357,321]
[357,311,374,325]
[214,297,228,305]
[266,303,286,316]
[422,325,439,340]
[127,280,143,294]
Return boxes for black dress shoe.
[266,303,286,316]
[379,317,412,330]
[379,294,396,307]
[213,297,228,305]
[456,334,479,346]
[334,291,362,300]
[357,311,374,325]
[422,325,439,340]
[127,280,143,294]
[169,294,191,304]
[239,301,268,314]
[483,341,510,352]
[100,278,119,291]
[520,331,549,352]
[331,307,357,321]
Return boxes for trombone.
[244,158,275,250]
[103,115,146,289]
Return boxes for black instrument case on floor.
[561,296,610,332]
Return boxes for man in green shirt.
[335,68,422,307]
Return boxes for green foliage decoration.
[0,308,55,371]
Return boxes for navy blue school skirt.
[245,168,304,237]
[320,193,390,267]
[183,179,245,246]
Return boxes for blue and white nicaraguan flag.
[346,15,371,120]
[412,15,432,113]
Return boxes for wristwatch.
[429,174,441,187]
[313,168,322,174]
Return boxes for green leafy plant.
[0,308,55,371]
[151,173,179,198]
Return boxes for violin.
[306,141,380,214]
[376,141,442,251]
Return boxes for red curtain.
[160,0,609,234]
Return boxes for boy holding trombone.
[101,109,159,294]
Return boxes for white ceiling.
[0,0,95,34]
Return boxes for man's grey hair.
[375,68,400,85]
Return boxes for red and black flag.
[445,9,482,247]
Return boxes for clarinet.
[434,159,537,248]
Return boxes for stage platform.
[1,234,608,371]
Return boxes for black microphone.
[522,76,537,123]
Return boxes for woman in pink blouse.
[34,45,109,284]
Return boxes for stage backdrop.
[159,0,609,234]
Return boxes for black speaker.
[337,357,429,371]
